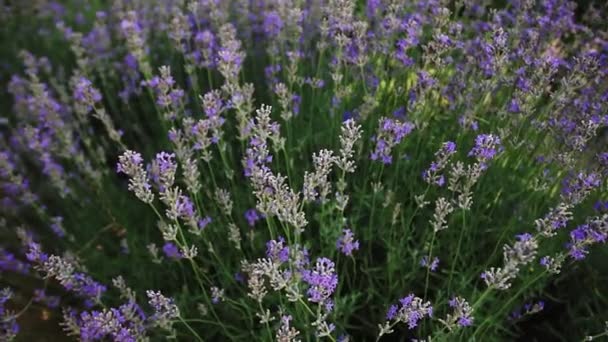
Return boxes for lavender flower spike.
[117,150,154,203]
[336,229,360,256]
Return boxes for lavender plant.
[0,0,608,341]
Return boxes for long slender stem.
[178,316,205,342]
[447,209,466,294]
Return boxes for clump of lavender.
[0,288,19,341]
[149,151,177,192]
[468,134,502,166]
[211,286,225,304]
[27,242,106,305]
[448,133,503,210]
[370,117,415,164]
[420,256,439,272]
[143,66,185,121]
[63,301,147,341]
[276,315,300,342]
[2,0,608,341]
[439,297,474,330]
[423,141,457,186]
[336,229,360,256]
[303,149,336,203]
[510,301,545,320]
[301,257,338,304]
[120,10,150,76]
[379,294,433,338]
[245,208,262,227]
[146,290,179,331]
[162,242,183,260]
[117,150,154,204]
[567,215,608,260]
[481,233,539,290]
[245,105,307,233]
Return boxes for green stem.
[447,209,466,295]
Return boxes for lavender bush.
[1,0,608,340]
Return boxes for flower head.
[336,229,360,256]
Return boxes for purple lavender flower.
[143,66,184,120]
[210,286,224,304]
[71,301,146,341]
[336,229,360,256]
[266,237,289,264]
[149,152,176,192]
[510,301,545,320]
[201,90,224,118]
[420,256,440,271]
[370,118,415,164]
[27,243,106,302]
[175,195,197,223]
[302,257,338,304]
[117,151,154,204]
[594,200,608,213]
[25,242,48,263]
[197,217,212,230]
[468,134,502,163]
[423,141,457,186]
[561,172,602,205]
[0,288,19,340]
[162,242,183,260]
[193,30,217,68]
[50,216,66,238]
[244,208,261,227]
[366,0,381,18]
[566,216,608,260]
[147,290,179,330]
[263,11,283,38]
[0,249,30,274]
[385,294,433,329]
[447,297,474,327]
[73,77,102,113]
[33,289,60,308]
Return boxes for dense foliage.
[1,0,608,341]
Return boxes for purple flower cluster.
[142,66,184,120]
[510,301,545,320]
[371,117,415,164]
[26,242,106,305]
[0,249,30,274]
[336,229,360,256]
[2,0,608,340]
[560,172,602,205]
[66,301,147,341]
[301,258,338,304]
[244,208,262,227]
[566,215,608,260]
[162,242,183,260]
[447,297,474,327]
[423,141,457,186]
[420,256,440,272]
[117,150,154,204]
[73,77,102,113]
[468,134,502,165]
[0,288,19,341]
[149,152,177,192]
[242,107,279,177]
[146,290,179,330]
[32,289,60,308]
[385,294,433,329]
[50,216,66,238]
[192,30,217,69]
[266,237,290,264]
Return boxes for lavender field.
[1,0,608,341]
